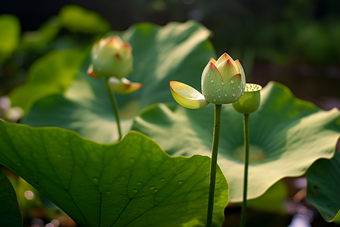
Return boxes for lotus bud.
[169,52,246,109]
[87,36,133,79]
[232,83,262,114]
[201,53,246,104]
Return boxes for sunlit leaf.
[0,14,20,63]
[306,152,340,224]
[9,49,85,113]
[131,81,340,202]
[24,21,214,142]
[0,170,22,227]
[0,120,228,226]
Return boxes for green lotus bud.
[201,53,246,104]
[87,36,133,79]
[232,83,262,114]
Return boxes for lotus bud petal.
[232,83,262,114]
[108,77,142,95]
[88,36,133,79]
[170,81,209,109]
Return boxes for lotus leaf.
[306,152,340,224]
[23,20,214,143]
[131,81,340,202]
[0,120,228,226]
[0,170,22,227]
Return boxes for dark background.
[1,0,340,110]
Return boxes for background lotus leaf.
[0,14,20,63]
[0,170,22,227]
[131,81,340,202]
[59,5,110,34]
[0,119,228,227]
[23,20,214,143]
[9,49,85,113]
[306,152,340,224]
[246,180,288,213]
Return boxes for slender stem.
[240,114,250,227]
[105,78,122,141]
[206,104,222,227]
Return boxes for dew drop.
[133,189,138,193]
[178,180,183,185]
[212,94,214,96]
[211,80,214,83]
[206,93,209,96]
[92,177,99,184]
[214,99,216,102]
[220,99,222,101]
[149,186,155,190]
[153,189,158,193]
[218,96,221,98]
[232,93,236,96]
[221,82,224,85]
[225,94,228,97]
[231,80,234,84]
[213,84,215,86]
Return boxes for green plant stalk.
[105,78,122,140]
[206,104,222,227]
[240,114,250,227]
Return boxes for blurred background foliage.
[0,0,340,226]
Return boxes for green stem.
[206,104,222,227]
[240,114,250,227]
[105,78,122,141]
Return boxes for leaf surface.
[0,170,22,227]
[307,152,340,224]
[132,81,340,202]
[0,120,228,227]
[9,50,84,113]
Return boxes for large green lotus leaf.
[0,119,228,227]
[23,21,214,143]
[0,170,22,227]
[131,81,340,202]
[9,49,85,113]
[0,14,20,63]
[306,152,340,224]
